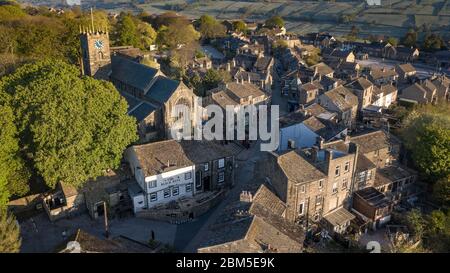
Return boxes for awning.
[323,207,355,227]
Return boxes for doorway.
[203,176,211,191]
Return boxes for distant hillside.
[17,0,450,40]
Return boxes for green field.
[19,0,450,39]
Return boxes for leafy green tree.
[0,104,17,206]
[232,20,247,33]
[137,22,157,50]
[116,14,139,47]
[405,209,426,240]
[0,208,21,252]
[265,16,284,29]
[156,21,200,50]
[402,103,450,182]
[433,175,450,208]
[423,34,444,52]
[386,37,399,46]
[198,15,226,39]
[402,29,417,47]
[202,69,229,91]
[0,60,138,189]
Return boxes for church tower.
[80,9,111,79]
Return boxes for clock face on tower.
[94,40,104,50]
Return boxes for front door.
[203,176,211,191]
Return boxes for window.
[164,188,171,198]
[204,163,209,171]
[344,162,350,172]
[299,202,305,215]
[185,172,192,180]
[318,180,323,189]
[335,166,340,177]
[172,186,179,196]
[300,185,306,193]
[367,170,372,180]
[148,180,157,189]
[316,195,322,206]
[218,158,225,169]
[150,193,157,202]
[186,184,192,192]
[332,182,338,194]
[342,178,348,189]
[218,172,225,183]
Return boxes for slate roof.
[346,77,373,91]
[145,76,180,104]
[111,55,158,92]
[249,184,286,217]
[396,63,416,74]
[349,130,400,154]
[120,92,142,112]
[277,150,327,184]
[131,140,234,176]
[322,85,358,111]
[225,82,266,99]
[304,103,329,116]
[302,116,346,141]
[399,83,428,103]
[254,56,272,72]
[311,62,334,76]
[355,153,376,172]
[211,90,240,109]
[370,67,398,80]
[128,102,156,122]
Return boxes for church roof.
[145,76,180,104]
[111,55,158,92]
[128,102,156,122]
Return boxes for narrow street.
[181,141,262,253]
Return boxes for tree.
[433,175,450,208]
[0,60,138,189]
[402,103,450,182]
[405,209,426,240]
[198,15,226,39]
[0,208,21,252]
[232,20,247,33]
[116,14,139,47]
[202,69,229,91]
[156,21,200,50]
[0,104,17,206]
[265,16,284,29]
[137,21,157,50]
[386,37,399,47]
[402,29,417,47]
[423,34,444,52]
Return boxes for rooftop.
[349,130,400,154]
[111,55,158,93]
[355,187,390,208]
[277,150,327,184]
[323,207,355,227]
[322,85,359,111]
[131,140,234,177]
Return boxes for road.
[181,142,262,252]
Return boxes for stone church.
[79,24,197,143]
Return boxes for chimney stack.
[311,146,319,162]
[316,136,324,149]
[325,149,333,163]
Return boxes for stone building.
[124,140,235,213]
[260,142,360,231]
[318,85,359,129]
[80,22,198,143]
